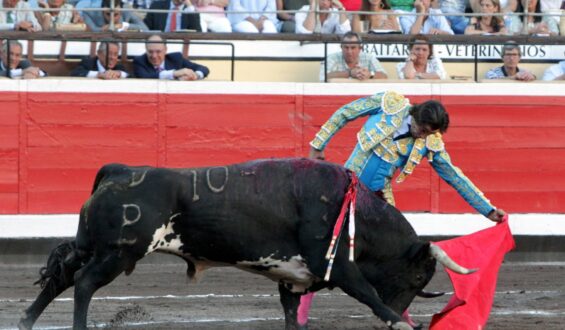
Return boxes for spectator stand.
[316,34,564,82]
[0,20,563,81]
[0,33,235,80]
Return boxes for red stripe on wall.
[2,90,564,214]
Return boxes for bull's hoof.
[17,319,32,330]
[391,321,412,330]
[297,323,309,330]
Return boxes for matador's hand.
[487,208,506,222]
[309,147,325,160]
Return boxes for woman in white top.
[295,0,351,34]
[508,0,559,35]
[396,35,447,79]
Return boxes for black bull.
[19,158,473,330]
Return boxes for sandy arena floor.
[1,259,564,329]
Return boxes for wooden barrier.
[0,80,563,215]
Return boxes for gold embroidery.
[396,138,410,156]
[382,179,395,206]
[361,116,403,151]
[357,129,372,152]
[390,115,403,128]
[426,132,444,152]
[347,148,372,175]
[396,138,425,183]
[371,141,399,164]
[342,96,382,119]
[382,91,409,115]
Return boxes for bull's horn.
[417,290,445,298]
[429,243,478,275]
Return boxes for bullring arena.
[0,34,564,329]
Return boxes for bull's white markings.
[236,255,314,293]
[146,221,184,255]
[129,170,147,187]
[122,204,141,226]
[190,170,200,202]
[206,166,228,193]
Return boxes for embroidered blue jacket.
[310,91,494,216]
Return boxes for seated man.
[0,0,42,31]
[485,42,536,81]
[144,0,201,32]
[133,35,209,80]
[320,31,387,82]
[71,42,129,79]
[83,0,148,32]
[0,40,46,79]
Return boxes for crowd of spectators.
[0,0,562,35]
[1,35,210,80]
[1,35,563,81]
[319,33,562,81]
[0,0,562,81]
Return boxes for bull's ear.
[407,242,431,262]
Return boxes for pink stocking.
[402,309,417,327]
[297,292,315,325]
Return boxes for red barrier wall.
[1,82,564,214]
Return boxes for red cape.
[430,218,515,330]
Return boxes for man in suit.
[0,41,46,79]
[0,0,42,31]
[144,0,201,32]
[133,34,209,80]
[71,42,129,79]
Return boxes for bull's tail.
[34,240,87,289]
[20,240,89,330]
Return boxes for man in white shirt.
[133,34,209,80]
[70,42,129,79]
